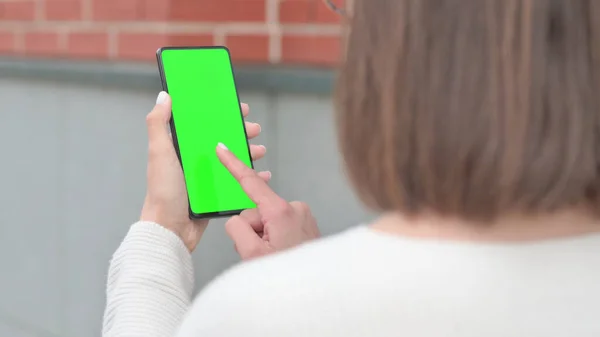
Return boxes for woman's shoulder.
[201,224,424,291]
[213,225,374,285]
[176,226,380,335]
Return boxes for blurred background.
[0,0,372,336]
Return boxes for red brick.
[225,34,269,63]
[169,34,213,47]
[280,0,341,23]
[45,0,83,20]
[0,30,16,53]
[24,32,62,56]
[141,0,170,20]
[91,0,139,21]
[316,0,343,22]
[281,35,341,66]
[279,0,310,23]
[0,0,36,21]
[117,33,213,61]
[170,0,265,22]
[92,0,171,21]
[67,32,109,59]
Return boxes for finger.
[146,92,173,153]
[245,121,261,139]
[217,144,288,215]
[250,144,267,161]
[257,171,272,182]
[241,103,250,117]
[239,208,264,232]
[225,215,265,260]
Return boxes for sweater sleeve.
[102,221,195,337]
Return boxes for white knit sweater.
[103,221,600,337]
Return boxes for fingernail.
[256,123,262,133]
[217,142,228,150]
[156,91,168,104]
[259,145,266,152]
[265,171,272,179]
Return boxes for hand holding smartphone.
[156,46,256,219]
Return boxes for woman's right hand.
[216,143,321,260]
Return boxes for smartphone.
[156,46,256,219]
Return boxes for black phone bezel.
[156,45,255,220]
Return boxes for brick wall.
[0,0,343,66]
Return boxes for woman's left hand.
[140,91,271,252]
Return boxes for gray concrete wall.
[0,61,372,337]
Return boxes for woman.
[103,0,600,336]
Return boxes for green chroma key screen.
[158,47,256,217]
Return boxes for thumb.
[146,92,173,150]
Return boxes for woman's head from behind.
[336,0,600,222]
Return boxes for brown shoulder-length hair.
[335,0,600,221]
